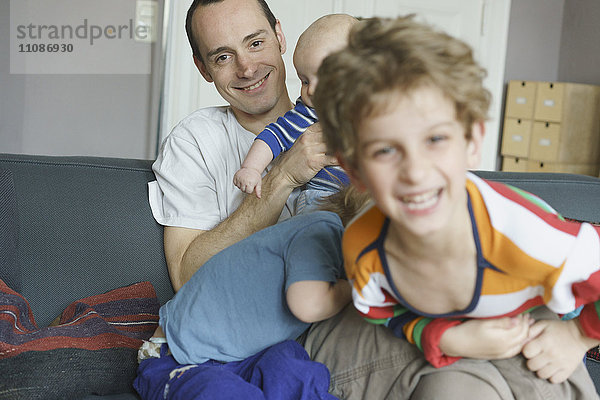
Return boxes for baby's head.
[293,14,358,107]
[314,15,491,167]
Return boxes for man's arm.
[164,163,294,290]
[165,124,335,291]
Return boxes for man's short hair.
[314,16,491,165]
[186,0,278,63]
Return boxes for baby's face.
[293,44,331,108]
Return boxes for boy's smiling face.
[348,85,483,237]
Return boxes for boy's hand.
[440,315,532,359]
[522,319,597,383]
[233,168,263,198]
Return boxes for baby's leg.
[151,325,165,338]
[137,325,167,363]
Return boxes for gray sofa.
[0,152,599,399]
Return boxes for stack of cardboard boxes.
[500,81,600,177]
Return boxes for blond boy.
[314,15,600,398]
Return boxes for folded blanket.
[0,280,159,399]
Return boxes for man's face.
[191,0,287,118]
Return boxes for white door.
[160,0,510,170]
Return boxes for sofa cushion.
[0,169,20,292]
[0,280,159,399]
[0,154,174,328]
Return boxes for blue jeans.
[134,340,337,400]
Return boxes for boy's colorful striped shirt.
[343,172,600,367]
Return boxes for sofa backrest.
[0,153,174,327]
[475,170,600,223]
[1,152,599,328]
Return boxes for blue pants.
[134,340,338,400]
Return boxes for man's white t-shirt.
[148,106,298,230]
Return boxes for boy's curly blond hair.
[314,15,491,166]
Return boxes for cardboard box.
[505,81,537,119]
[502,156,599,176]
[534,82,565,122]
[500,118,532,157]
[529,121,560,161]
[527,82,600,163]
[501,156,528,172]
[557,83,600,163]
[502,81,600,165]
[527,160,600,176]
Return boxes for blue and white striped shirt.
[255,98,349,191]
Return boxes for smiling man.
[149,0,332,292]
[144,1,534,399]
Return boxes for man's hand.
[440,315,532,359]
[234,167,263,198]
[275,123,337,187]
[522,319,597,383]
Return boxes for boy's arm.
[240,139,274,171]
[386,313,463,367]
[523,317,600,383]
[395,314,532,367]
[358,299,532,368]
[349,287,462,368]
[519,222,600,382]
[439,315,532,359]
[286,279,351,323]
[255,100,318,158]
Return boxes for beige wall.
[559,0,600,85]
[0,0,164,159]
[504,0,600,86]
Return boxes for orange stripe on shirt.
[403,316,425,344]
[343,206,385,268]
[467,180,561,292]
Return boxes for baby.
[233,14,357,213]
